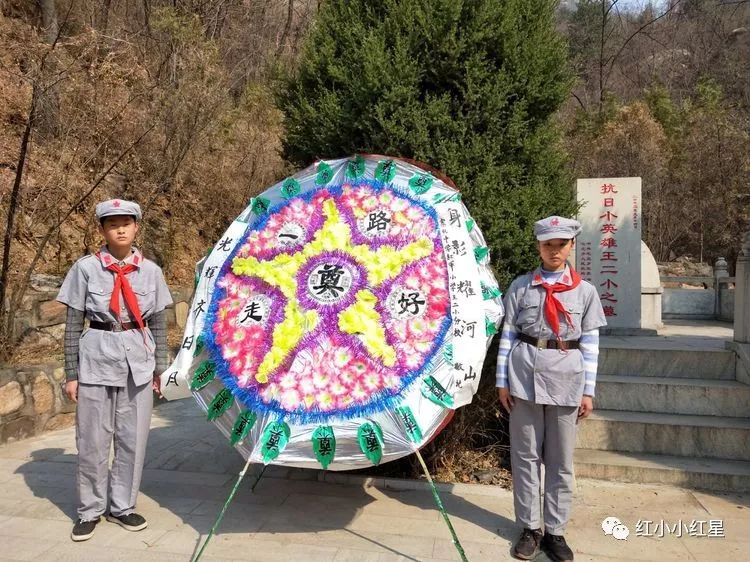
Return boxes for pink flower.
[281,389,301,410]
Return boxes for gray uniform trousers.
[76,376,152,520]
[510,397,578,535]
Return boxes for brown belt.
[89,320,139,332]
[518,332,580,350]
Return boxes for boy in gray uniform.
[496,216,606,562]
[57,199,172,542]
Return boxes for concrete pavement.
[0,399,747,561]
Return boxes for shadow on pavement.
[14,399,517,560]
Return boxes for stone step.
[574,449,750,492]
[598,345,735,379]
[595,375,750,417]
[576,410,750,462]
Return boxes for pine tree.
[277,0,574,285]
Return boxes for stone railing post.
[735,232,750,343]
[715,257,729,318]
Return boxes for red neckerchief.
[96,247,145,331]
[531,264,581,338]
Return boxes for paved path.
[0,399,747,562]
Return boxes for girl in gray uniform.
[57,199,172,542]
[496,216,606,562]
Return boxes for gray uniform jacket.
[57,249,173,387]
[504,267,607,407]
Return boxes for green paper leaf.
[375,159,397,183]
[357,421,384,465]
[480,282,502,301]
[421,376,454,409]
[260,421,291,463]
[281,178,301,199]
[193,335,205,357]
[345,155,366,179]
[442,343,453,364]
[315,161,334,185]
[409,173,434,195]
[465,218,475,232]
[207,388,234,421]
[431,192,460,204]
[251,196,270,215]
[396,406,423,443]
[229,409,257,446]
[311,425,336,469]
[486,316,499,336]
[191,360,216,391]
[474,246,489,263]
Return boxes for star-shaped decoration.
[231,197,433,383]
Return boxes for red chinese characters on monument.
[598,183,619,317]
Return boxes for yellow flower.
[339,290,396,367]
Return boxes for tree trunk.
[38,0,59,44]
[0,88,37,345]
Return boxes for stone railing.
[731,232,750,385]
[661,258,735,321]
[735,233,750,344]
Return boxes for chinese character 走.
[239,301,263,324]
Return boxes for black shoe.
[71,517,100,542]
[106,512,148,531]
[512,527,543,560]
[541,533,574,562]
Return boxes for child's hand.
[152,374,163,399]
[65,380,78,403]
[578,395,594,421]
[498,387,514,413]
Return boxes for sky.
[611,0,670,12]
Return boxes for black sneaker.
[512,527,543,560]
[541,533,574,562]
[71,517,100,542]
[106,512,148,531]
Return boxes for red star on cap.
[113,200,121,207]
[551,218,559,226]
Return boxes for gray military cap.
[534,216,582,241]
[95,199,142,221]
